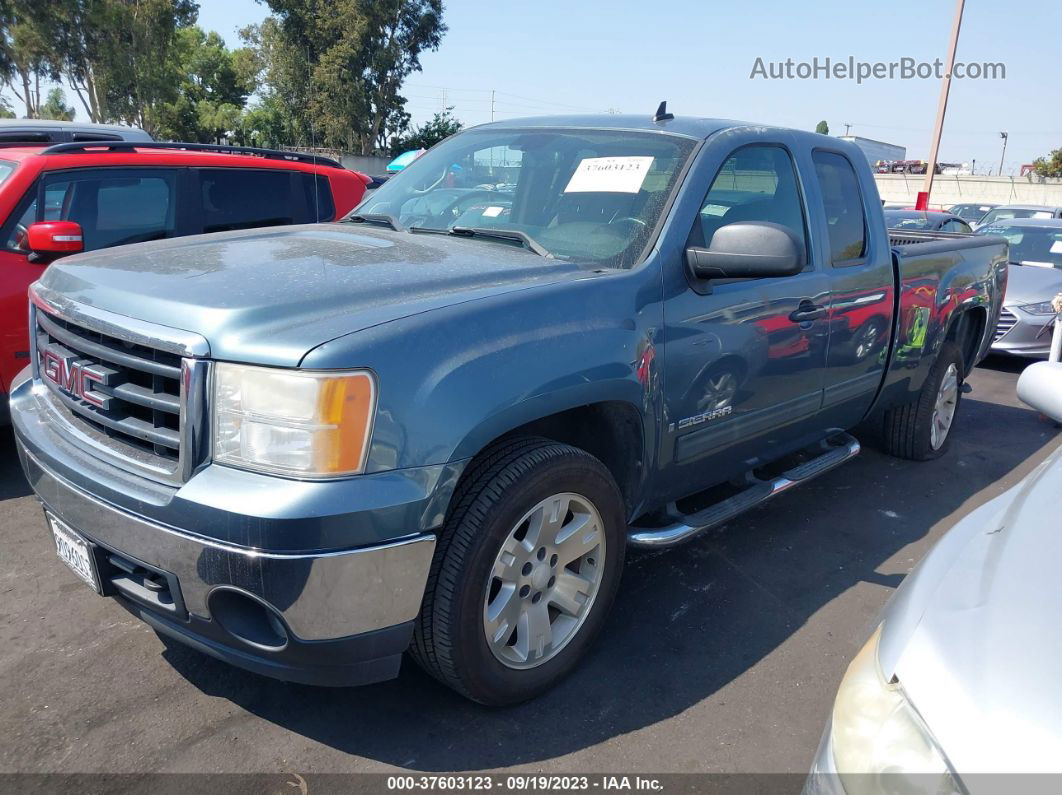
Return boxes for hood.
[882,444,1062,774]
[37,224,587,366]
[1004,262,1062,306]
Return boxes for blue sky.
[25,0,1062,173]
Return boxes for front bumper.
[803,721,845,795]
[12,371,440,687]
[991,307,1057,358]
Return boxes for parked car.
[884,209,973,233]
[974,204,1062,230]
[976,218,1062,357]
[9,114,1006,705]
[947,202,997,223]
[806,361,1062,793]
[0,119,153,144]
[0,140,371,421]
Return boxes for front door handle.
[789,301,827,323]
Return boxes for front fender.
[300,265,664,477]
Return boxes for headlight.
[831,626,959,794]
[213,363,376,478]
[1019,301,1060,316]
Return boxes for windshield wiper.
[448,226,552,258]
[346,212,404,231]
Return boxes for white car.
[806,361,1062,793]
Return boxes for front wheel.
[882,341,964,460]
[410,438,626,705]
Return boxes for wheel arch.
[945,305,988,376]
[451,398,648,521]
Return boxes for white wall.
[875,174,1062,209]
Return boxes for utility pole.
[491,89,496,123]
[918,0,966,210]
[844,123,852,136]
[998,131,1008,176]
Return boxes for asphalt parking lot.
[1,356,1059,778]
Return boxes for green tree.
[50,0,197,132]
[253,0,446,154]
[815,120,829,135]
[0,0,61,118]
[39,86,74,120]
[1031,148,1062,179]
[237,18,308,148]
[390,109,461,155]
[234,94,291,148]
[151,26,256,142]
[0,96,15,118]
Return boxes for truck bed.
[872,231,1008,414]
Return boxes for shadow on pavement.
[156,388,1060,771]
[1,430,32,501]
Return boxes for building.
[838,135,906,167]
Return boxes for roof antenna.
[652,101,674,123]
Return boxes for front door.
[659,139,831,503]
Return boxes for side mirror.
[1017,361,1062,424]
[687,221,804,280]
[27,220,84,263]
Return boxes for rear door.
[806,148,894,428]
[659,133,832,501]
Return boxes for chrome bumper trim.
[20,447,436,641]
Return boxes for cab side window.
[693,144,808,261]
[198,169,334,233]
[812,151,867,264]
[33,169,178,251]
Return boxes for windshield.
[884,211,931,229]
[951,204,993,222]
[977,224,1062,269]
[978,207,1056,226]
[0,159,15,185]
[354,128,696,268]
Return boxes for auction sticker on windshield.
[48,512,100,592]
[564,156,654,193]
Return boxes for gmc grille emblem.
[40,346,113,410]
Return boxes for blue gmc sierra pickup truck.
[10,110,1006,705]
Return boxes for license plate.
[48,512,101,593]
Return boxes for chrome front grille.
[29,287,212,485]
[994,307,1019,341]
[36,309,183,460]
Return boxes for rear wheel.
[411,438,626,705]
[882,341,964,460]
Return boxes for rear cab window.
[812,151,867,265]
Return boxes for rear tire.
[410,437,626,705]
[882,341,964,460]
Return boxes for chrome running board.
[627,432,861,549]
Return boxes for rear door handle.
[789,301,827,323]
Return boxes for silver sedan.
[806,361,1062,792]
[978,219,1062,358]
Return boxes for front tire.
[411,438,626,705]
[882,341,964,460]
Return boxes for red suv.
[0,141,369,420]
